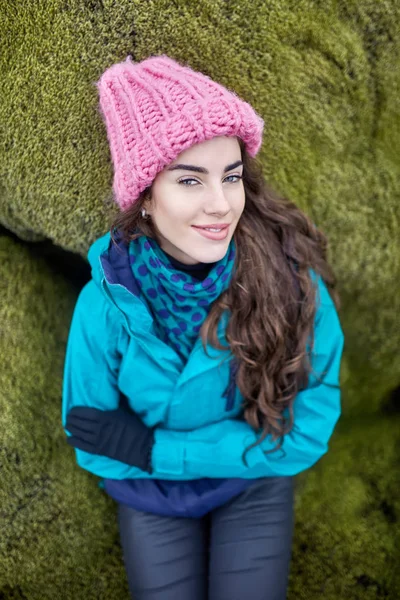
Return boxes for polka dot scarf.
[128,235,236,363]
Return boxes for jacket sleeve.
[61,280,155,480]
[151,274,345,478]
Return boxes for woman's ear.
[142,193,154,217]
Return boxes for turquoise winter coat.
[61,231,345,483]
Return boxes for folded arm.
[63,276,344,480]
[153,293,345,478]
[62,280,156,479]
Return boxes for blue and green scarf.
[128,235,236,362]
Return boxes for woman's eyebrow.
[166,159,243,174]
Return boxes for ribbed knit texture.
[95,54,264,211]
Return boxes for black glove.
[65,403,156,474]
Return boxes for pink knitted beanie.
[95,54,264,212]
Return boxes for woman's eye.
[225,175,242,183]
[177,178,198,186]
[177,175,242,186]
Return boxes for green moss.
[0,0,398,417]
[0,235,129,599]
[290,414,400,599]
[0,0,399,596]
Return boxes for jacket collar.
[87,229,234,388]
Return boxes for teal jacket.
[62,231,345,481]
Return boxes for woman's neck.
[161,249,216,281]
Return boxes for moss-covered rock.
[1,0,399,415]
[0,234,130,599]
[291,413,400,599]
[1,235,399,598]
[1,0,399,597]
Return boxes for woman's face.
[144,135,245,265]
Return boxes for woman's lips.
[191,225,230,241]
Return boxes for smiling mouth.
[192,224,230,231]
[191,224,231,240]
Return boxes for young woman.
[62,54,345,600]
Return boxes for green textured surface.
[0,234,130,599]
[292,413,400,599]
[1,0,399,597]
[0,0,398,415]
[1,232,399,599]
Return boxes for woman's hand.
[65,405,155,473]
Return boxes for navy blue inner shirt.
[161,249,217,281]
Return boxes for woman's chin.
[186,243,230,264]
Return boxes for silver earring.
[141,208,148,219]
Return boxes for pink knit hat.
[95,54,264,212]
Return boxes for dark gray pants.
[117,476,295,600]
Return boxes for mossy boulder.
[0,0,399,597]
[1,231,399,597]
[292,413,400,599]
[1,1,399,416]
[0,234,130,599]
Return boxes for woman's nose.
[205,186,231,212]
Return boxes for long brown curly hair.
[108,137,341,467]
